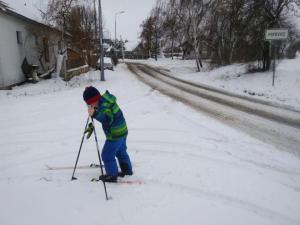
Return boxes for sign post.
[265,29,288,87]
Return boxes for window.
[58,41,62,51]
[43,37,49,62]
[16,31,23,44]
[33,34,38,46]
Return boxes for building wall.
[0,52,4,87]
[0,12,27,87]
[0,12,61,88]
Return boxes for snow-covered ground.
[136,56,300,112]
[1,65,300,225]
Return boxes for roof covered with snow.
[0,0,67,34]
[1,0,45,23]
[0,1,10,11]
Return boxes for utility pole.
[114,11,125,47]
[120,35,125,62]
[93,0,97,40]
[98,0,105,81]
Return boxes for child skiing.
[83,86,133,182]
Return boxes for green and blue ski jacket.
[93,91,128,141]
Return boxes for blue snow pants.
[101,137,132,176]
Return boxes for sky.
[3,0,158,50]
[101,0,157,50]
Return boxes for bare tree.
[205,0,249,65]
[140,17,156,58]
[42,0,77,53]
[67,5,96,66]
[162,0,180,59]
[42,0,77,79]
[261,0,300,70]
[176,0,210,71]
[150,3,165,60]
[204,0,300,68]
[139,0,300,69]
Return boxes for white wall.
[0,12,61,88]
[0,13,27,87]
[0,54,4,87]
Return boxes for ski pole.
[71,116,90,180]
[91,118,109,200]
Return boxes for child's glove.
[84,123,94,139]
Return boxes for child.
[83,86,133,182]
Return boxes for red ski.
[91,177,144,184]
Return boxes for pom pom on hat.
[83,86,101,105]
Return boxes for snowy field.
[0,64,300,225]
[135,56,300,111]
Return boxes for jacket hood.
[102,90,116,104]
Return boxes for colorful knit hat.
[83,86,101,105]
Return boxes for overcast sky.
[3,0,158,50]
[101,0,157,49]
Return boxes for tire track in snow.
[127,63,300,156]
[0,150,87,172]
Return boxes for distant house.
[0,1,68,89]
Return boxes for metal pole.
[115,13,117,47]
[93,0,97,40]
[98,0,105,81]
[91,118,109,200]
[114,11,125,48]
[121,36,125,62]
[71,117,90,180]
[272,42,276,87]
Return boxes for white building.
[0,2,66,89]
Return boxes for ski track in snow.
[143,179,299,225]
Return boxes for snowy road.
[0,65,300,225]
[127,63,300,156]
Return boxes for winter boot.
[119,163,133,177]
[99,174,118,183]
